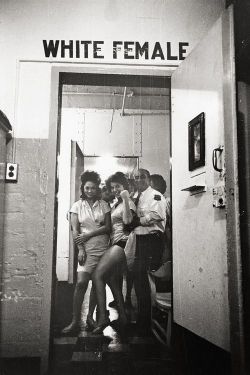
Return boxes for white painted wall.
[172,14,229,350]
[15,63,52,139]
[140,114,170,185]
[83,109,142,156]
[0,0,225,128]
[61,107,170,182]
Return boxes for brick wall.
[1,138,51,360]
[0,127,7,269]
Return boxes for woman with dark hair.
[92,172,136,333]
[62,170,111,334]
[101,185,115,206]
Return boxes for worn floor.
[51,283,176,375]
[1,282,231,375]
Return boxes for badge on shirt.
[154,194,161,201]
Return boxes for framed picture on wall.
[188,112,205,171]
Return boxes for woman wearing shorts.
[62,170,111,334]
[92,172,136,334]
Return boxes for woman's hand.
[74,233,91,245]
[120,190,130,200]
[78,249,86,266]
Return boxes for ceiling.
[62,84,170,110]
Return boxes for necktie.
[134,192,141,207]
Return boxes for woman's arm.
[74,211,111,245]
[70,213,86,265]
[120,190,133,225]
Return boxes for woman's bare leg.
[62,271,90,333]
[108,272,123,308]
[108,270,127,324]
[93,245,126,327]
[88,284,97,318]
[85,284,97,330]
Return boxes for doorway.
[53,72,171,338]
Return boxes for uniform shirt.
[70,199,110,254]
[165,197,171,229]
[134,186,166,235]
[111,198,136,245]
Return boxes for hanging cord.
[121,86,127,117]
[109,108,115,133]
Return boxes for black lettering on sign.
[135,42,149,59]
[61,40,73,58]
[124,41,134,59]
[179,42,189,60]
[76,40,80,58]
[166,42,177,60]
[43,40,60,57]
[151,42,164,60]
[81,41,92,58]
[113,41,123,59]
[93,41,104,58]
[42,40,190,61]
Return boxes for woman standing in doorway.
[92,172,136,334]
[62,170,111,334]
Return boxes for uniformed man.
[132,168,166,334]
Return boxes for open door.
[171,6,237,351]
[68,141,84,283]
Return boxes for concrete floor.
[1,282,231,375]
[51,282,176,375]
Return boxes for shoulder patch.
[154,194,161,201]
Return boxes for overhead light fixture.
[95,154,118,182]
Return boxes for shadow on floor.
[51,282,176,375]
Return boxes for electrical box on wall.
[5,163,18,182]
[212,185,226,208]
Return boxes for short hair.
[106,171,129,191]
[150,174,167,195]
[138,168,150,178]
[80,170,101,199]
